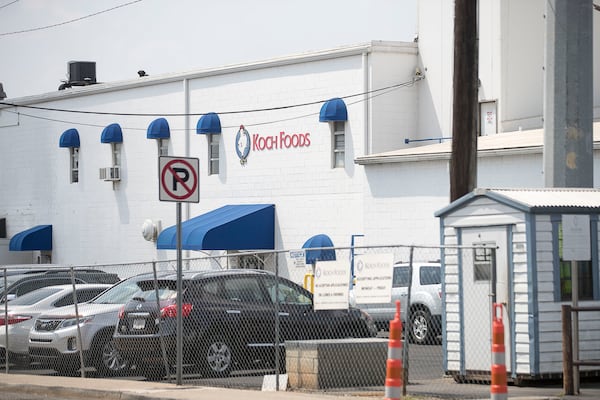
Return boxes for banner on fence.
[313,260,350,310]
[353,253,394,304]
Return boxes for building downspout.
[362,51,370,155]
[183,78,191,262]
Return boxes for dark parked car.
[1,268,120,303]
[114,269,377,379]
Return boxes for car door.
[391,265,410,321]
[263,276,326,341]
[200,276,275,364]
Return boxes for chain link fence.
[1,244,506,398]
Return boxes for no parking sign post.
[158,156,199,385]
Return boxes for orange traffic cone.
[385,300,403,400]
[491,303,508,400]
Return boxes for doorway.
[461,226,511,373]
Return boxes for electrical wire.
[0,77,422,118]
[0,0,143,37]
[0,0,18,11]
[0,76,424,131]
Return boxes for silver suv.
[349,262,442,345]
[27,274,154,376]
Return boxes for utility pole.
[543,0,593,188]
[450,0,478,202]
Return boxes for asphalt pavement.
[1,372,600,400]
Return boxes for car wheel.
[409,308,432,345]
[201,335,233,377]
[94,334,129,377]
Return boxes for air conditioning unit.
[99,166,120,181]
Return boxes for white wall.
[0,43,416,267]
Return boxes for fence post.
[385,300,403,400]
[490,303,507,400]
[3,269,8,373]
[562,304,574,395]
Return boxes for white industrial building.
[0,0,599,269]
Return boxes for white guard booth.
[435,188,600,383]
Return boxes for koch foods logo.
[236,125,251,165]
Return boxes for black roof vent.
[59,61,97,90]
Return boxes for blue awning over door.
[156,204,275,250]
[302,234,336,264]
[9,225,52,251]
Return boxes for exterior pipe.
[362,52,370,155]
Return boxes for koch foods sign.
[252,131,311,151]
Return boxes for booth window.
[332,121,345,168]
[70,147,79,183]
[558,222,594,301]
[473,244,493,282]
[208,134,219,175]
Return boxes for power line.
[0,77,423,131]
[0,77,422,118]
[0,0,19,11]
[0,0,143,37]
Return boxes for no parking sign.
[159,156,199,203]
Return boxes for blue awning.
[196,112,222,134]
[319,98,348,122]
[302,234,336,264]
[101,123,123,143]
[156,204,275,250]
[59,128,80,148]
[9,225,52,251]
[147,118,170,139]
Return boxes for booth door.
[461,226,511,373]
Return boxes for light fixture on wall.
[142,219,160,242]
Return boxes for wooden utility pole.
[450,0,478,202]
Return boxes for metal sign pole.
[176,201,183,385]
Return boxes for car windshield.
[91,276,181,304]
[6,287,63,305]
[90,279,146,304]
[132,280,178,301]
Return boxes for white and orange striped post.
[491,303,508,400]
[385,300,403,400]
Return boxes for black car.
[113,269,377,379]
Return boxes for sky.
[0,0,417,99]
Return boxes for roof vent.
[59,61,97,90]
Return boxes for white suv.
[349,262,442,345]
[28,274,153,376]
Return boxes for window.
[157,139,169,156]
[332,121,345,168]
[70,147,79,183]
[264,277,312,306]
[473,244,493,282]
[558,221,594,301]
[420,266,441,285]
[111,143,121,166]
[208,134,219,175]
[223,277,265,303]
[392,267,410,288]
